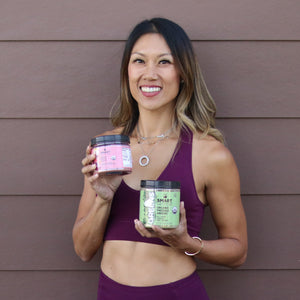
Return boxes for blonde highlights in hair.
[111,18,224,143]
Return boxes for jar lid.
[91,134,130,146]
[140,180,180,189]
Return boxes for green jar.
[139,180,181,229]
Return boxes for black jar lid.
[91,134,130,146]
[140,180,180,189]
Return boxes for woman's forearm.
[182,236,247,268]
[72,196,112,262]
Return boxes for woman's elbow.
[73,244,95,262]
[72,231,97,262]
[78,253,94,263]
[229,249,248,269]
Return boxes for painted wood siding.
[1,1,299,299]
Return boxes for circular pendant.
[139,155,150,167]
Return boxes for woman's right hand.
[81,145,122,202]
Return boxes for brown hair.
[111,18,224,143]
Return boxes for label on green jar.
[139,188,180,228]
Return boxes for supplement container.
[91,135,132,175]
[139,180,181,229]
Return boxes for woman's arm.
[134,138,247,268]
[185,141,248,267]
[72,145,122,262]
[72,177,111,262]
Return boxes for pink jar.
[91,135,132,175]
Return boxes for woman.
[72,18,247,299]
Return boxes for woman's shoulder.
[193,131,235,169]
[192,132,239,191]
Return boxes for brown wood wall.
[1,1,299,299]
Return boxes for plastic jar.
[91,135,132,175]
[139,180,181,229]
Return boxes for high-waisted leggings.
[97,270,209,300]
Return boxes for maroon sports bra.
[103,128,206,246]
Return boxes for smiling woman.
[73,17,247,300]
[128,33,181,114]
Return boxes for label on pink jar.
[92,144,132,174]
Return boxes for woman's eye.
[159,59,171,64]
[133,58,144,64]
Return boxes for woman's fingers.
[81,144,95,167]
[179,202,187,227]
[81,153,96,166]
[86,144,92,155]
[88,172,99,183]
[134,220,156,238]
[81,147,96,177]
[81,162,96,175]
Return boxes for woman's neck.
[137,110,175,138]
[137,119,174,138]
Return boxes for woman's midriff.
[101,240,197,286]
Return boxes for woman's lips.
[140,86,162,97]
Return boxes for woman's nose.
[143,63,158,80]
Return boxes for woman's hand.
[81,145,122,202]
[134,202,191,249]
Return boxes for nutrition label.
[122,146,132,167]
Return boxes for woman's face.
[128,33,181,113]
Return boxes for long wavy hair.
[111,18,224,143]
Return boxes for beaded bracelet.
[184,237,204,256]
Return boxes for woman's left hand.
[134,202,190,249]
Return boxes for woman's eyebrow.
[131,52,145,56]
[158,53,173,57]
[131,52,173,57]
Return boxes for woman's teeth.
[141,87,161,92]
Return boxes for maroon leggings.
[97,270,209,299]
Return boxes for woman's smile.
[140,85,162,97]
